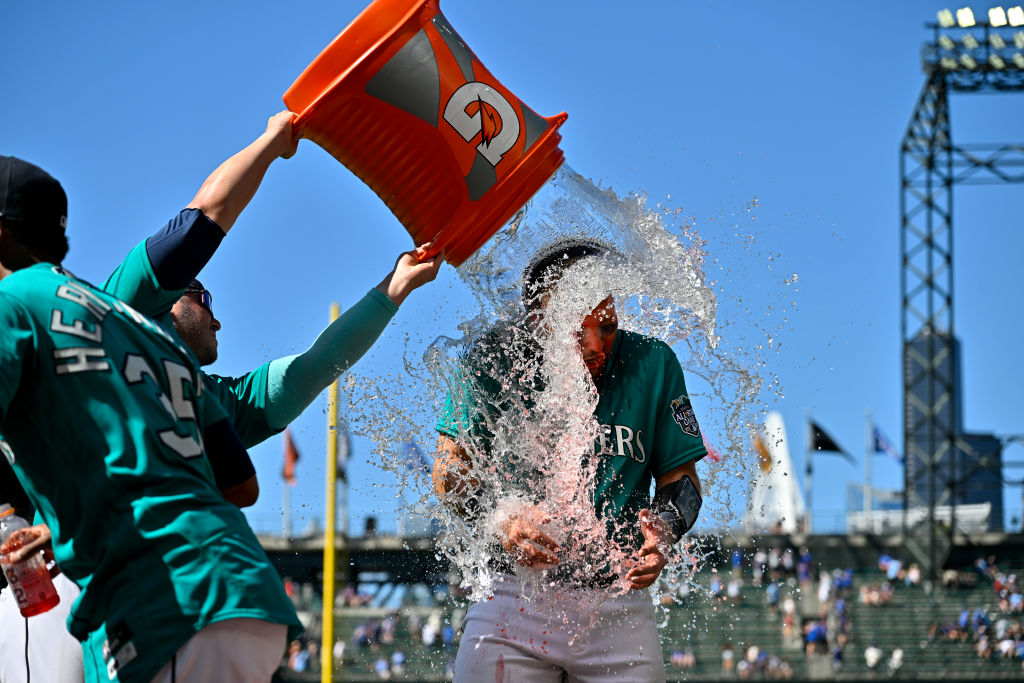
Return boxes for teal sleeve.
[203,364,279,449]
[101,241,183,323]
[652,344,707,477]
[264,288,398,430]
[435,372,481,440]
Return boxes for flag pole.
[865,408,873,534]
[283,477,291,539]
[322,302,340,682]
[804,411,813,534]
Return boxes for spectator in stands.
[768,546,782,579]
[766,581,781,613]
[782,596,798,639]
[803,620,827,655]
[782,547,796,575]
[381,614,396,645]
[976,634,993,659]
[289,640,309,672]
[333,638,346,665]
[817,569,833,608]
[728,577,743,605]
[306,642,320,673]
[831,643,843,673]
[797,547,813,587]
[887,647,903,676]
[721,642,735,674]
[753,548,768,585]
[864,642,883,672]
[680,646,697,670]
[422,613,442,648]
[731,548,743,576]
[374,656,390,679]
[391,650,406,676]
[710,569,725,600]
[906,562,922,587]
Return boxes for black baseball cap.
[0,156,68,239]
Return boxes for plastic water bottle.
[0,503,60,617]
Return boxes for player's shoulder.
[0,264,68,311]
[617,330,675,361]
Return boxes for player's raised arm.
[187,111,298,234]
[260,246,444,432]
[103,112,299,317]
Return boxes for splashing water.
[342,163,783,637]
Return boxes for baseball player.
[1,112,443,682]
[433,239,706,682]
[0,112,302,683]
[0,156,301,682]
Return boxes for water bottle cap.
[0,503,11,517]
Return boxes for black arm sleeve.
[203,418,256,490]
[145,209,225,289]
[652,475,703,543]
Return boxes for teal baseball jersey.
[438,328,707,551]
[102,239,281,447]
[0,264,299,683]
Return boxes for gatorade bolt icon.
[443,83,521,167]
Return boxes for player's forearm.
[264,289,397,430]
[187,114,295,233]
[433,436,481,517]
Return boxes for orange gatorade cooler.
[284,0,568,266]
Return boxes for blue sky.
[4,1,1022,535]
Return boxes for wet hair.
[521,239,610,312]
[0,216,69,264]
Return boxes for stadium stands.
[275,550,1024,681]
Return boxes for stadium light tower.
[901,6,1024,581]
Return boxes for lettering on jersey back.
[56,283,112,320]
[50,309,102,343]
[53,347,110,374]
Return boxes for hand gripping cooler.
[284,0,567,266]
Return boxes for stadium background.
[3,0,1023,680]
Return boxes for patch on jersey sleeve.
[671,395,701,437]
[0,439,14,466]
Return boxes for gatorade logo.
[443,83,520,167]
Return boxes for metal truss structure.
[900,11,1024,579]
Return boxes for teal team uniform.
[437,328,707,555]
[102,236,398,448]
[0,264,299,683]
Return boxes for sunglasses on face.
[188,289,214,316]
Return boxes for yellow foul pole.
[322,302,340,682]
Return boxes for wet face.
[578,296,617,380]
[170,291,220,366]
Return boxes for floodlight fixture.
[941,56,960,70]
[963,33,981,49]
[938,8,956,26]
[957,7,977,26]
[1015,52,1024,67]
[940,34,957,50]
[989,53,1007,68]
[961,53,979,67]
[990,6,1009,26]
[1009,5,1024,25]
[991,33,1007,48]
[1016,30,1024,47]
